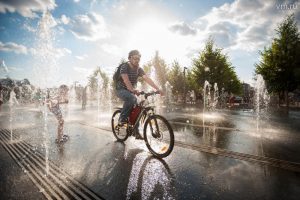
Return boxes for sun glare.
[127,17,191,66]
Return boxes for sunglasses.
[131,56,141,61]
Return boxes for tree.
[88,66,109,99]
[190,37,242,95]
[168,61,184,96]
[255,14,300,107]
[147,51,169,90]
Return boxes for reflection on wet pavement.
[1,104,300,199]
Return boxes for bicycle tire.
[143,115,174,158]
[111,110,129,142]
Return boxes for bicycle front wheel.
[111,110,129,142]
[143,115,174,158]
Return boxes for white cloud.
[193,0,300,51]
[60,14,70,25]
[0,41,27,54]
[76,54,88,60]
[168,22,197,36]
[30,47,71,58]
[70,12,110,41]
[56,48,72,58]
[0,0,56,18]
[73,67,92,77]
[23,23,35,32]
[74,0,80,3]
[101,44,122,56]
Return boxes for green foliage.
[255,14,300,95]
[88,66,109,97]
[168,61,184,95]
[189,37,242,95]
[152,51,169,90]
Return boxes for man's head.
[128,50,141,67]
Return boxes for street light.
[183,67,188,104]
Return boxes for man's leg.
[116,89,137,123]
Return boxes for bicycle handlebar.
[139,91,160,98]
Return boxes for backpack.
[113,62,126,84]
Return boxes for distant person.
[190,90,196,104]
[46,85,69,143]
[0,84,3,111]
[229,93,235,108]
[34,88,42,107]
[82,86,87,110]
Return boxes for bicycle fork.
[149,117,161,138]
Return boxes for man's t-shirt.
[117,63,145,90]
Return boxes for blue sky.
[0,0,299,87]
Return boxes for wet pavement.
[1,103,300,199]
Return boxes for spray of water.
[203,80,211,112]
[165,81,173,105]
[9,89,19,141]
[254,74,270,119]
[33,10,59,175]
[149,66,161,114]
[213,83,219,109]
[254,74,270,156]
[97,73,104,125]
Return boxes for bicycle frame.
[129,104,161,138]
[128,103,154,132]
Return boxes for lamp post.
[183,67,188,104]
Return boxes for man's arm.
[142,75,164,95]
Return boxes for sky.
[0,0,299,87]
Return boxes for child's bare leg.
[57,118,64,139]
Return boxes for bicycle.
[111,91,174,158]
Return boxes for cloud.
[208,22,239,48]
[60,14,70,25]
[0,0,56,18]
[76,54,88,60]
[56,48,72,58]
[30,47,71,58]
[232,22,273,51]
[73,67,92,77]
[101,44,122,56]
[22,23,36,32]
[168,22,197,36]
[193,0,300,51]
[0,41,27,54]
[70,12,110,41]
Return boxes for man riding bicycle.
[115,50,163,139]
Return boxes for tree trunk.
[278,93,281,107]
[285,90,289,108]
[284,90,289,113]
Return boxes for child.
[0,84,3,111]
[47,85,69,143]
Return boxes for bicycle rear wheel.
[143,115,174,158]
[111,110,129,142]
